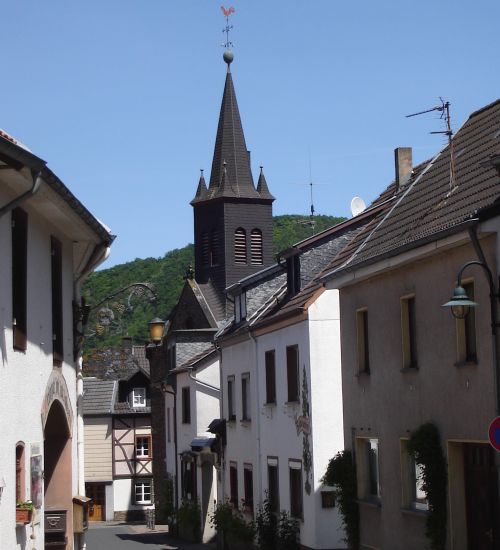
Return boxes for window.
[132,388,146,408]
[12,208,28,351]
[201,231,209,266]
[286,346,299,402]
[289,460,303,519]
[400,439,428,511]
[250,229,263,265]
[230,462,238,508]
[235,293,247,324]
[457,281,477,364]
[241,373,250,421]
[167,344,176,371]
[265,350,276,404]
[287,256,301,296]
[227,376,235,421]
[234,228,247,265]
[401,295,417,369]
[181,458,196,500]
[134,479,152,504]
[210,229,219,266]
[51,237,63,366]
[244,464,254,513]
[267,457,279,514]
[135,436,152,458]
[182,387,191,424]
[356,438,380,500]
[356,309,370,374]
[16,443,25,502]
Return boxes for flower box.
[16,508,32,524]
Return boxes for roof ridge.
[468,98,500,119]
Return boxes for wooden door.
[85,483,105,522]
[464,444,500,549]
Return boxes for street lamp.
[148,317,165,344]
[442,259,500,413]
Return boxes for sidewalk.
[87,521,217,549]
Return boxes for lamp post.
[442,258,500,414]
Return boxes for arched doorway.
[44,399,72,548]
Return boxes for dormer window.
[287,255,301,296]
[132,387,146,408]
[235,292,247,324]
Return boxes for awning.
[190,434,217,452]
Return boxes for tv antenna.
[290,160,334,236]
[406,98,456,190]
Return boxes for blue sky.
[2,1,499,267]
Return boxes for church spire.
[256,166,275,200]
[191,169,208,204]
[206,52,260,200]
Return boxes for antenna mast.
[407,98,456,190]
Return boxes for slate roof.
[83,379,116,415]
[83,345,149,380]
[323,99,500,279]
[191,65,273,204]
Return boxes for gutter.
[0,171,43,218]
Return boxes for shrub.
[210,501,255,545]
[255,496,277,550]
[322,450,359,549]
[277,510,299,550]
[178,499,201,542]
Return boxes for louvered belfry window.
[234,228,247,265]
[210,230,219,266]
[250,229,263,265]
[201,232,210,266]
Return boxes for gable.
[170,280,215,330]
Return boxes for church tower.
[191,50,275,297]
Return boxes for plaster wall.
[221,339,257,509]
[256,303,345,550]
[113,478,152,514]
[0,189,79,549]
[336,235,498,550]
[84,417,113,481]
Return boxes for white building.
[0,129,113,549]
[216,202,391,550]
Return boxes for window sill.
[454,359,478,368]
[400,366,419,373]
[264,401,276,407]
[357,498,381,508]
[285,400,300,406]
[240,419,251,426]
[227,416,236,423]
[400,506,428,517]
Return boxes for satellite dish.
[350,196,366,217]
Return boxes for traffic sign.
[488,416,500,452]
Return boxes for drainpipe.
[74,243,111,550]
[467,224,500,517]
[0,171,42,218]
[215,342,226,504]
[248,331,263,511]
[187,367,221,393]
[162,384,179,526]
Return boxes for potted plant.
[16,501,34,524]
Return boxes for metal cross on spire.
[221,6,235,49]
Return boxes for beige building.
[323,101,500,549]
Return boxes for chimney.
[394,147,412,190]
[121,335,133,354]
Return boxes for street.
[86,522,216,550]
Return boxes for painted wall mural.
[295,366,312,495]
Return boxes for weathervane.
[221,6,235,50]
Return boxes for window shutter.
[234,228,247,264]
[250,229,263,265]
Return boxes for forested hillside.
[82,214,345,351]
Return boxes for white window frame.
[134,479,152,504]
[135,436,151,458]
[132,387,146,408]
